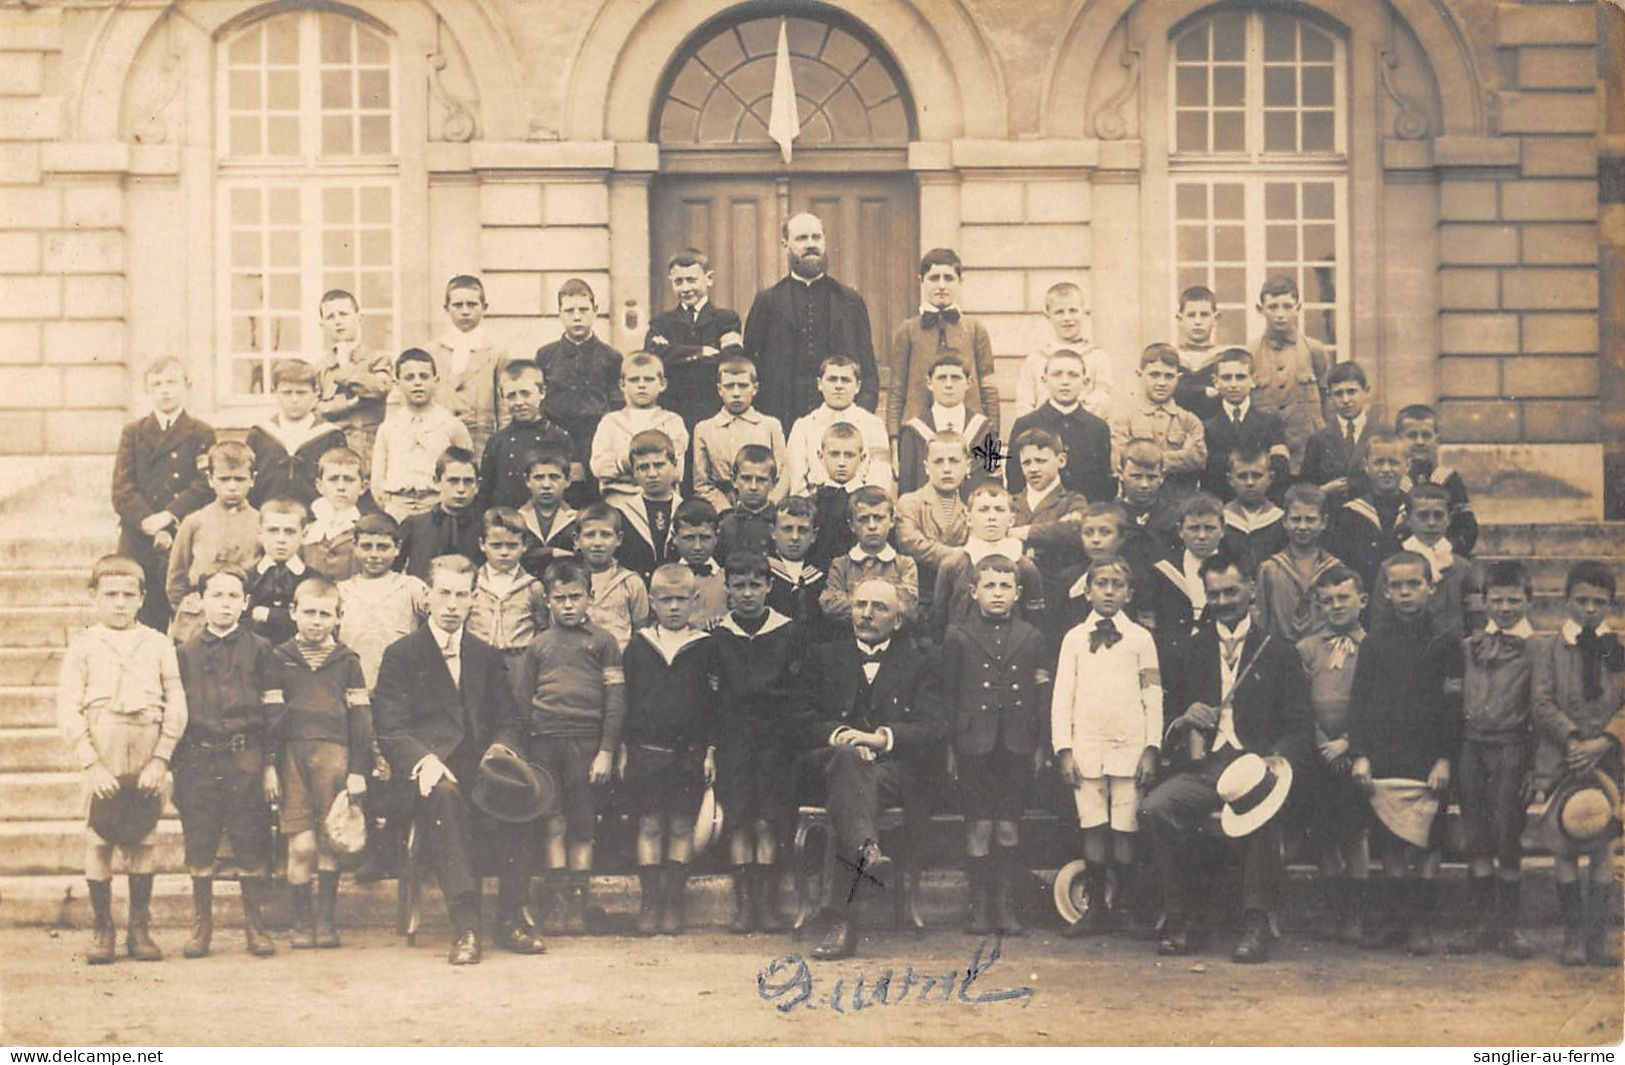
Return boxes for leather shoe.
[495,921,547,955]
[1232,912,1272,964]
[857,841,893,883]
[1157,918,1199,956]
[810,916,855,961]
[448,930,481,965]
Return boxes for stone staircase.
[0,463,1618,925]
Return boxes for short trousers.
[280,739,349,839]
[172,737,272,871]
[1302,759,1371,856]
[527,734,601,840]
[621,743,706,819]
[1074,774,1140,832]
[957,746,1030,821]
[715,721,791,829]
[1457,739,1527,866]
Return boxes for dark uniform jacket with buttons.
[943,612,1049,757]
[800,637,944,775]
[743,274,879,427]
[476,416,574,511]
[112,411,216,546]
[644,301,744,428]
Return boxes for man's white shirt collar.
[1401,535,1455,575]
[1561,618,1613,646]
[257,555,306,576]
[856,638,891,657]
[848,543,898,563]
[1225,398,1251,422]
[965,537,1024,564]
[1486,618,1535,639]
[432,623,463,655]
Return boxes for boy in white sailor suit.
[895,355,992,496]
[1051,556,1162,937]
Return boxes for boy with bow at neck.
[643,248,745,434]
[885,248,1000,444]
[1531,561,1624,967]
[669,499,728,630]
[1325,431,1411,616]
[1051,556,1161,938]
[1448,561,1540,959]
[112,357,216,632]
[429,275,508,457]
[896,355,991,496]
[1396,404,1478,557]
[820,486,920,628]
[1371,483,1479,635]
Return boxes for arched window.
[1168,8,1348,357]
[217,8,399,399]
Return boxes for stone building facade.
[0,0,1617,517]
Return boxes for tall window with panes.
[217,9,398,400]
[1168,8,1348,359]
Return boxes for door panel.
[651,172,918,405]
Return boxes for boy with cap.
[58,555,189,964]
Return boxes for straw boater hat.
[1051,859,1093,924]
[87,775,163,848]
[1216,753,1293,838]
[692,785,725,854]
[1540,770,1622,849]
[1369,779,1441,848]
[470,748,554,823]
[322,790,368,855]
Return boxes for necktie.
[1089,618,1121,653]
[1576,628,1624,701]
[690,305,700,324]
[1219,630,1245,672]
[688,562,713,577]
[1231,408,1243,431]
[1344,418,1357,446]
[921,308,961,330]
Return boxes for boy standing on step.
[58,554,189,964]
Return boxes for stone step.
[0,569,94,606]
[0,819,186,876]
[1477,522,1623,559]
[0,726,71,772]
[0,535,112,569]
[0,860,1608,933]
[0,648,64,687]
[0,772,182,823]
[0,686,53,727]
[0,606,97,648]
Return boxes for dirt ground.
[0,925,1619,1047]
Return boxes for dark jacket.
[1163,622,1314,769]
[802,636,944,774]
[371,625,524,780]
[398,505,485,580]
[245,424,348,510]
[644,302,744,428]
[1299,417,1375,507]
[268,640,374,774]
[476,417,574,511]
[1004,404,1115,502]
[535,335,624,465]
[743,274,878,426]
[246,560,304,646]
[112,411,216,536]
[177,626,278,742]
[943,613,1049,757]
[711,610,810,723]
[1200,406,1291,501]
[621,629,720,751]
[1348,614,1463,780]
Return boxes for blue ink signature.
[756,935,1034,1014]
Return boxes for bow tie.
[1471,631,1525,666]
[858,645,886,664]
[921,308,960,330]
[688,562,714,577]
[1576,628,1625,700]
[1089,619,1121,653]
[1410,460,1435,482]
[1326,634,1355,670]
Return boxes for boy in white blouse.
[1051,556,1162,937]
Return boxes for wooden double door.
[650,174,920,382]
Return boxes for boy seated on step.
[1372,482,1478,636]
[590,352,689,502]
[58,554,189,965]
[1141,492,1227,651]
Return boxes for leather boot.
[1558,882,1586,966]
[289,882,318,950]
[1584,882,1620,968]
[1404,879,1436,956]
[635,866,660,936]
[659,863,687,935]
[86,879,116,965]
[562,872,589,935]
[125,875,163,961]
[240,878,276,957]
[729,866,755,934]
[966,857,993,936]
[534,872,566,934]
[315,870,341,948]
[1338,878,1368,944]
[1446,876,1495,954]
[755,865,786,932]
[1497,879,1534,960]
[990,846,1024,936]
[184,877,214,958]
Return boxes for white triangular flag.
[767,19,799,164]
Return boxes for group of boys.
[76,252,1621,970]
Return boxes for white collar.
[1485,618,1535,639]
[1342,412,1367,434]
[680,298,709,316]
[847,543,898,563]
[718,407,763,426]
[813,403,859,422]
[1217,615,1252,642]
[1401,535,1455,574]
[205,624,240,640]
[479,563,527,588]
[1025,480,1059,511]
[1225,398,1251,421]
[309,498,360,527]
[1181,550,1206,579]
[930,402,967,430]
[1224,501,1284,533]
[1047,400,1081,416]
[919,303,959,316]
[1561,619,1614,646]
[639,625,709,664]
[257,554,306,576]
[258,412,324,453]
[964,537,1024,564]
[431,623,463,653]
[154,409,183,431]
[791,272,825,286]
[438,324,489,352]
[717,608,793,639]
[856,637,891,657]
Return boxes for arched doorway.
[649,8,919,376]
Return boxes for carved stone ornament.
[132,15,182,145]
[1091,16,1141,142]
[1380,46,1429,141]
[427,48,476,143]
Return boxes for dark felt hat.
[88,775,163,848]
[471,749,555,824]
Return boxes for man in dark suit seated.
[372,554,547,965]
[799,578,943,961]
[1137,553,1313,964]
